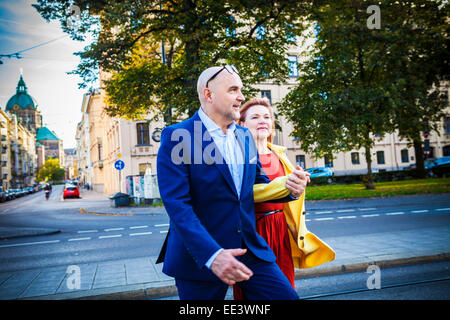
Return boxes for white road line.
[362,214,380,217]
[129,226,148,229]
[104,228,124,232]
[336,209,355,213]
[314,217,334,221]
[99,234,122,239]
[305,219,311,222]
[436,208,450,211]
[386,212,405,215]
[0,240,60,248]
[358,208,376,211]
[411,210,429,213]
[68,237,91,242]
[315,211,333,214]
[77,230,98,234]
[338,216,356,219]
[130,232,153,236]
[160,230,169,233]
[155,224,169,227]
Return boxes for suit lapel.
[192,112,238,197]
[234,127,251,197]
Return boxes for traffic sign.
[114,160,125,171]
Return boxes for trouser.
[175,249,298,300]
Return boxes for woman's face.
[242,104,273,142]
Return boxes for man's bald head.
[197,66,224,105]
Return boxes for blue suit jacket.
[156,111,292,282]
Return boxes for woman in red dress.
[233,97,300,300]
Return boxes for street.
[0,186,449,299]
[0,185,169,273]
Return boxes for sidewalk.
[0,225,449,300]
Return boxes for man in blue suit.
[156,66,308,300]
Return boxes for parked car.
[63,185,80,199]
[429,156,450,177]
[0,187,5,202]
[307,167,334,184]
[5,189,15,200]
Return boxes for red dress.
[233,152,295,300]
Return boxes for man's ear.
[203,87,213,104]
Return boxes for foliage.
[33,0,312,121]
[36,158,65,182]
[279,0,449,188]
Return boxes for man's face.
[207,71,245,124]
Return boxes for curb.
[79,208,133,216]
[24,252,450,300]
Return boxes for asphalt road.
[0,186,449,274]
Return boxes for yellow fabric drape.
[253,143,335,269]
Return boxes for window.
[445,117,450,134]
[377,151,385,164]
[139,163,151,175]
[296,155,305,169]
[261,90,272,105]
[288,55,298,77]
[256,25,266,40]
[136,123,150,145]
[401,149,409,163]
[286,23,296,43]
[324,155,333,167]
[443,145,450,157]
[98,143,103,161]
[351,152,360,165]
[225,16,236,38]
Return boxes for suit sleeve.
[157,127,222,269]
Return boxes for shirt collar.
[198,107,236,136]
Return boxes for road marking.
[436,208,450,211]
[314,217,334,221]
[0,240,60,248]
[411,210,428,213]
[305,219,311,222]
[358,208,376,211]
[336,209,355,213]
[99,234,122,239]
[78,230,98,234]
[160,230,169,233]
[155,224,169,227]
[386,212,405,215]
[130,232,153,237]
[362,214,380,217]
[315,211,333,214]
[129,225,148,229]
[104,228,124,232]
[338,216,356,219]
[68,237,91,242]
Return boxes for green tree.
[37,158,65,183]
[33,0,312,121]
[279,0,448,188]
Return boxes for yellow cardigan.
[253,143,335,269]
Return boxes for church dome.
[5,75,37,111]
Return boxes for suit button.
[237,228,241,233]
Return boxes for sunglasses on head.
[205,65,239,88]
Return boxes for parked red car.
[63,185,80,199]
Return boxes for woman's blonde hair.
[237,97,275,142]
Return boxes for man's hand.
[286,165,310,198]
[210,248,253,285]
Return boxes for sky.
[0,0,95,149]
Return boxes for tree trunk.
[364,144,375,190]
[413,138,426,179]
